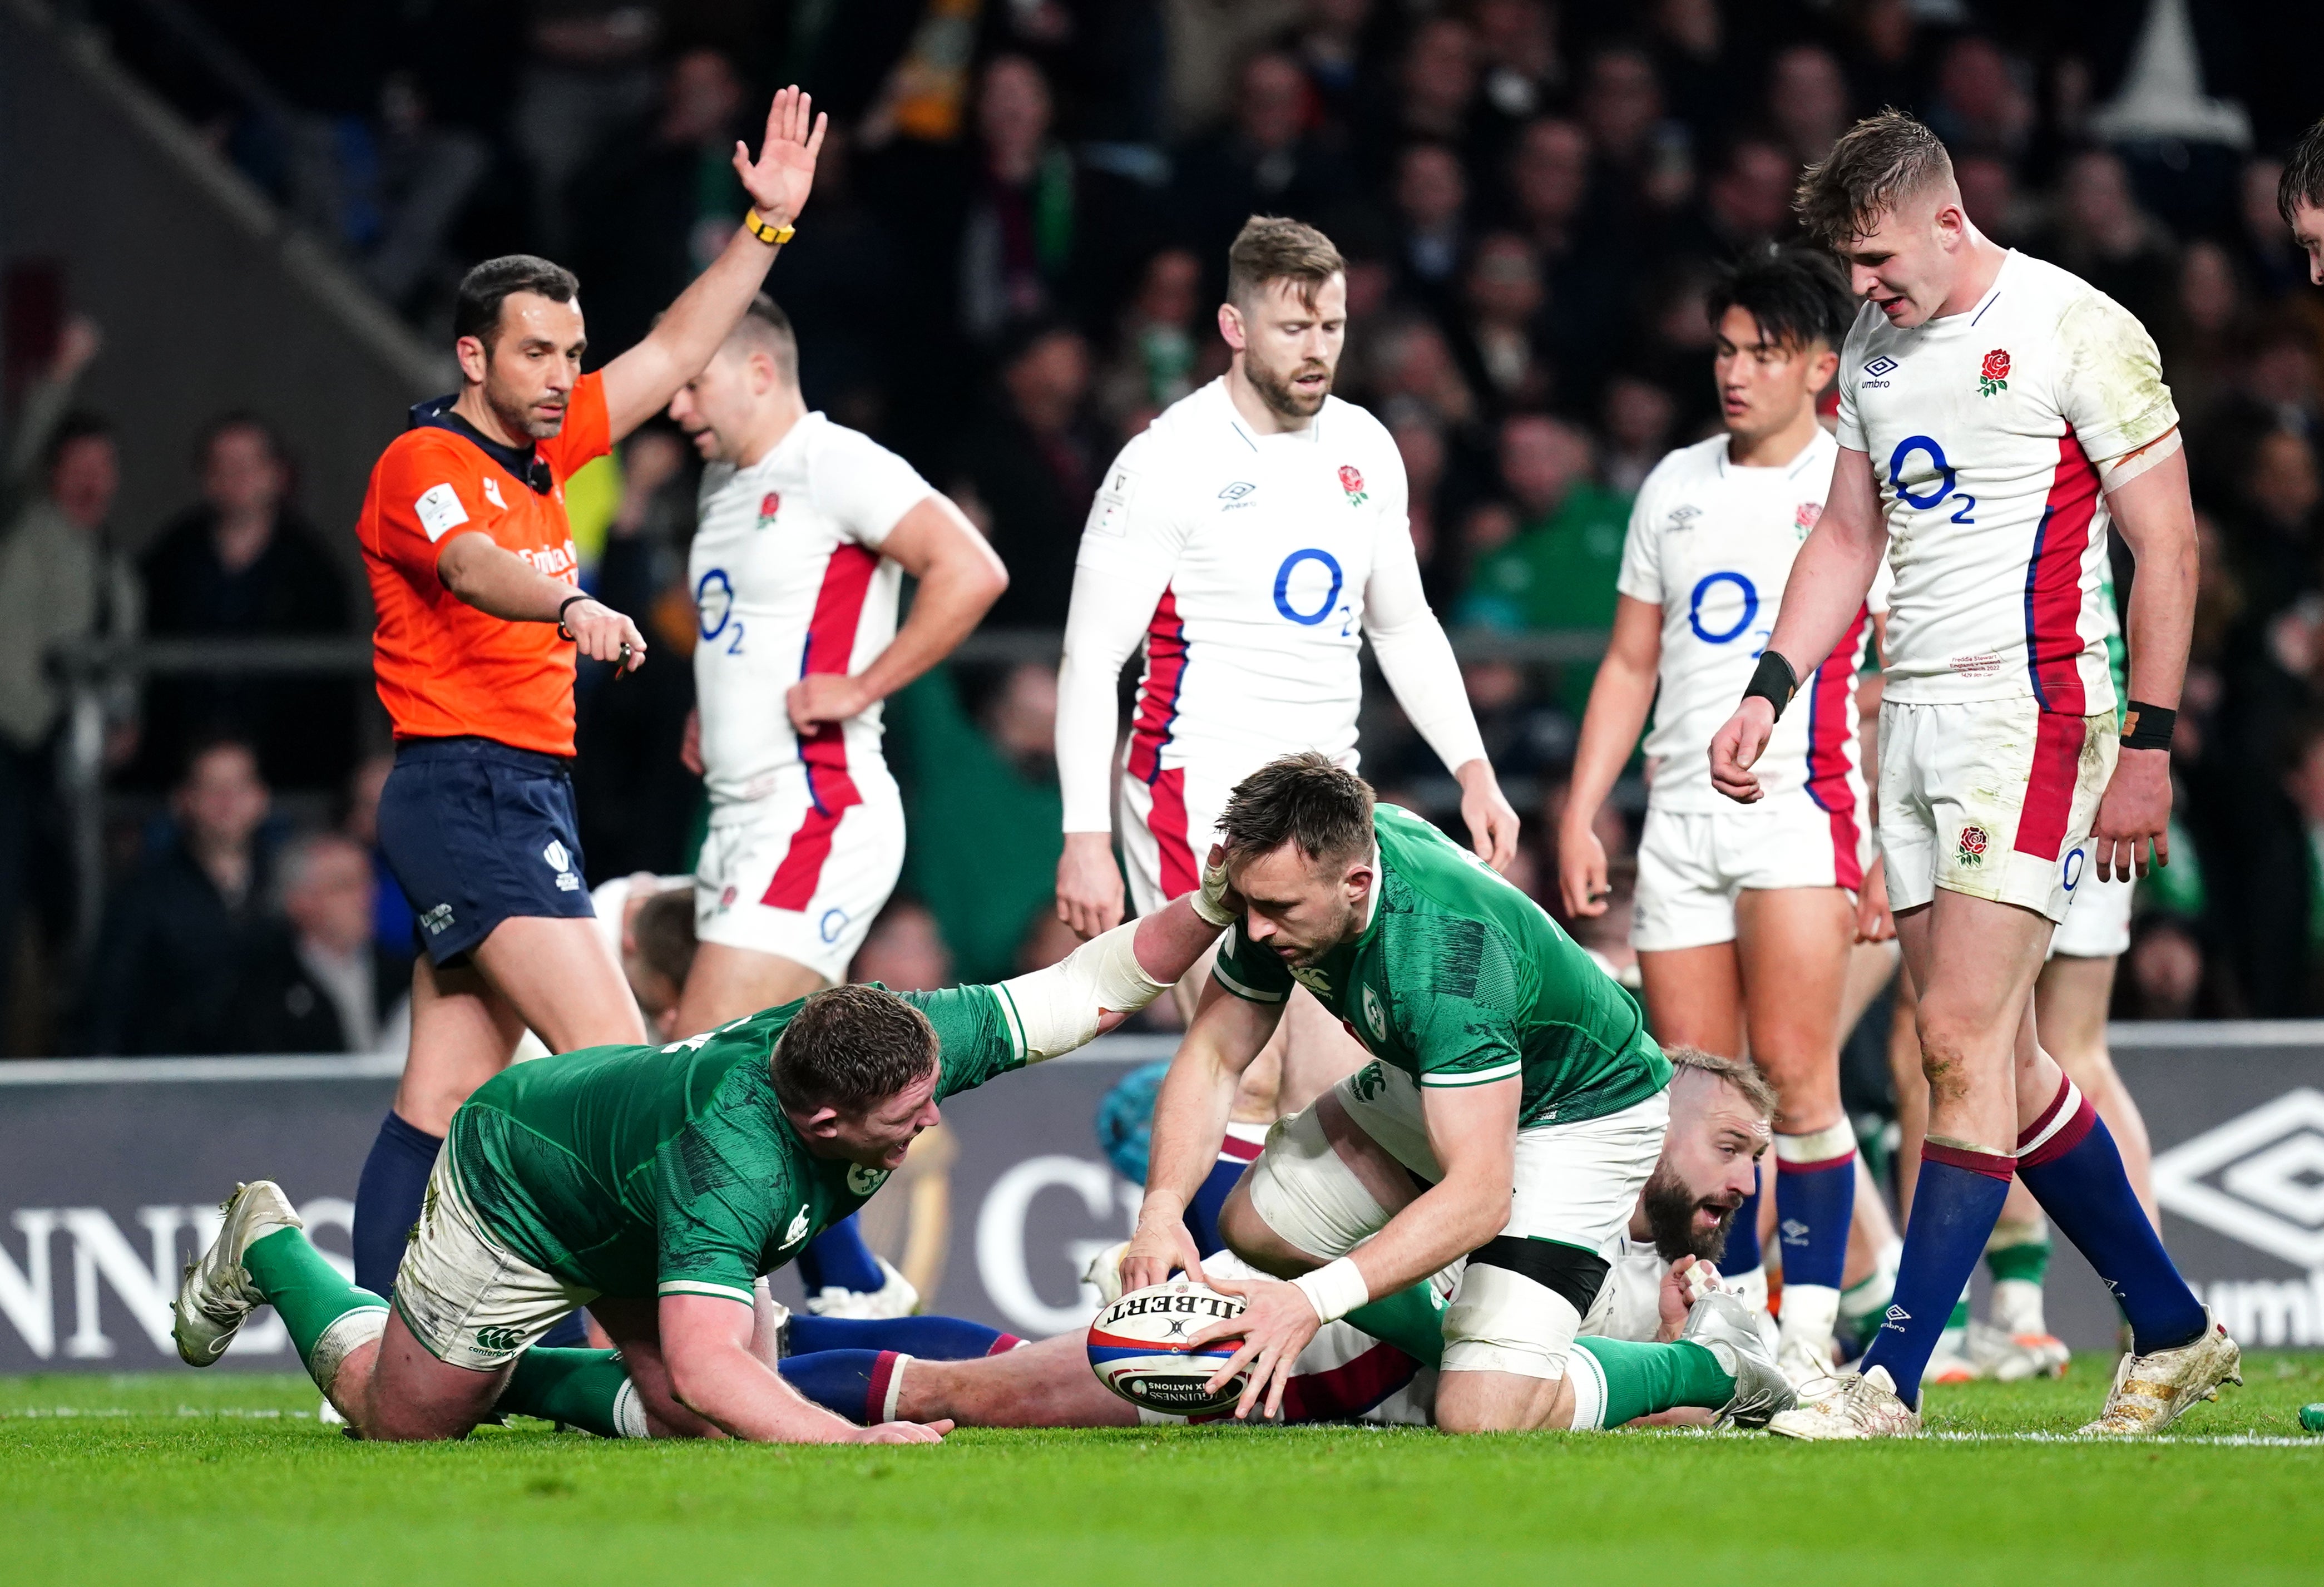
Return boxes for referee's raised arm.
[342,85,830,1346]
[599,85,827,441]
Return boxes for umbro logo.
[1218,481,1256,501]
[1780,1219,1809,1242]
[1885,1304,1910,1322]
[1864,357,1898,377]
[1667,503,1702,531]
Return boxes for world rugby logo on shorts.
[1956,825,1989,869]
[542,840,581,892]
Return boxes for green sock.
[1344,1282,1446,1368]
[500,1348,639,1437]
[1566,1337,1734,1430]
[1984,1235,2050,1285]
[241,1227,388,1376]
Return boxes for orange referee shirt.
[357,373,611,757]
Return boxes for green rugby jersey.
[448,985,1027,1306]
[1212,804,1669,1128]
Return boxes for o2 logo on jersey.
[1273,547,1348,632]
[819,907,849,944]
[1888,436,1976,526]
[695,567,746,654]
[2061,847,2085,892]
[1688,570,1761,646]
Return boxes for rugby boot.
[2076,1307,2242,1437]
[173,1181,300,1366]
[1683,1289,1797,1428]
[1967,1319,2070,1382]
[1765,1363,1922,1440]
[804,1255,920,1319]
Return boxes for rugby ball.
[1087,1279,1250,1415]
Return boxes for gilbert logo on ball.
[1088,1279,1249,1415]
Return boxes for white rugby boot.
[803,1255,920,1319]
[1968,1319,2071,1382]
[172,1181,301,1367]
[1765,1363,1922,1440]
[2076,1308,2242,1437]
[1682,1290,1798,1428]
[1082,1240,1132,1307]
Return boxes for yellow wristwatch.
[744,207,795,246]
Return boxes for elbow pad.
[995,919,1171,1062]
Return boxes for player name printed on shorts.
[1086,1280,1249,1415]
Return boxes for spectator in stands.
[2118,916,2209,1021]
[510,0,662,258]
[137,413,354,792]
[1170,51,1354,270]
[1365,13,1481,174]
[342,750,414,955]
[1766,43,1850,167]
[2221,426,2320,626]
[851,899,953,992]
[1926,34,2036,166]
[359,72,493,319]
[2042,148,2179,334]
[1650,0,1744,153]
[1390,142,1470,305]
[229,832,410,1054]
[1840,0,1925,117]
[76,737,278,1055]
[2157,240,2249,428]
[768,125,906,432]
[1674,139,1798,264]
[1577,44,1687,217]
[1598,375,1678,498]
[1505,116,1628,395]
[569,48,751,358]
[1097,247,1204,436]
[1448,231,1550,413]
[952,55,1084,345]
[978,660,1059,785]
[1470,0,1563,131]
[956,321,1101,626]
[2237,157,2310,301]
[1954,153,2030,246]
[1282,0,1375,131]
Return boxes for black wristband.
[1742,650,1800,720]
[2121,700,2177,752]
[555,592,590,640]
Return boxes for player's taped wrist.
[1190,853,1238,927]
[2121,700,2176,752]
[1291,1257,1370,1325]
[1741,650,1799,720]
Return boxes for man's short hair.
[1668,1046,1779,1121]
[273,829,363,907]
[1707,244,1855,352]
[631,888,699,991]
[721,293,799,385]
[195,409,281,470]
[772,984,940,1114]
[1218,752,1376,871]
[453,254,581,352]
[44,409,113,472]
[2280,119,2324,226]
[1794,108,1954,251]
[1227,216,1347,310]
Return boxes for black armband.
[2121,700,2177,752]
[1742,650,1801,720]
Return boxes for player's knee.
[1217,1179,1313,1277]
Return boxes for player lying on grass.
[171,896,1232,1444]
[1120,754,1687,1431]
[770,1047,1788,1434]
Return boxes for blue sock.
[1860,1147,2013,1403]
[777,1348,906,1423]
[1722,1161,1763,1275]
[797,1215,884,1294]
[352,1111,441,1298]
[789,1313,1020,1360]
[2016,1079,2206,1354]
[540,1311,589,1349]
[1185,1155,1243,1258]
[1774,1136,1856,1290]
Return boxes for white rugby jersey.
[1617,428,1888,813]
[688,412,932,807]
[1056,378,1484,833]
[1837,249,2177,713]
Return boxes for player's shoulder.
[799,409,906,469]
[1319,393,1397,453]
[1373,806,1540,939]
[1641,433,1730,499]
[373,422,481,488]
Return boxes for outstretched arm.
[1709,446,1886,802]
[993,890,1234,1064]
[600,87,828,440]
[660,1294,950,1442]
[2092,439,2196,882]
[436,531,646,672]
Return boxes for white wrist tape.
[995,918,1170,1061]
[1191,854,1237,927]
[1291,1257,1370,1324]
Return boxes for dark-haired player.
[172,896,1229,1443]
[1560,246,1887,1386]
[348,89,827,1318]
[2281,116,2324,285]
[1709,111,2236,1437]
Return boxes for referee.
[349,88,828,1319]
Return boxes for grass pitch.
[6,1356,2320,1586]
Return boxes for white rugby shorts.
[2050,868,2133,960]
[1630,794,1871,953]
[1246,1062,1667,1381]
[694,763,905,983]
[394,1131,598,1372]
[1878,698,2117,924]
[1119,764,1227,917]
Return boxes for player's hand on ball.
[563,598,647,674]
[1190,1274,1321,1422]
[2093,746,2171,882]
[1708,698,1776,803]
[856,1418,952,1444]
[737,85,828,229]
[1119,1212,1205,1294]
[786,673,872,733]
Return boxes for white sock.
[1992,1277,2047,1337]
[1778,1283,1842,1356]
[1725,1265,1768,1315]
[1564,1349,1608,1432]
[611,1379,650,1438]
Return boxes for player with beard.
[1054,218,1517,1257]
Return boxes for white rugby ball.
[1087,1279,1249,1415]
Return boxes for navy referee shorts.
[376,736,594,965]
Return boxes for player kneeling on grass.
[775,1046,1791,1433]
[170,897,1231,1444]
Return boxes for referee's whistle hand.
[566,599,647,673]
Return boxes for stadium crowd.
[8,0,2324,1055]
